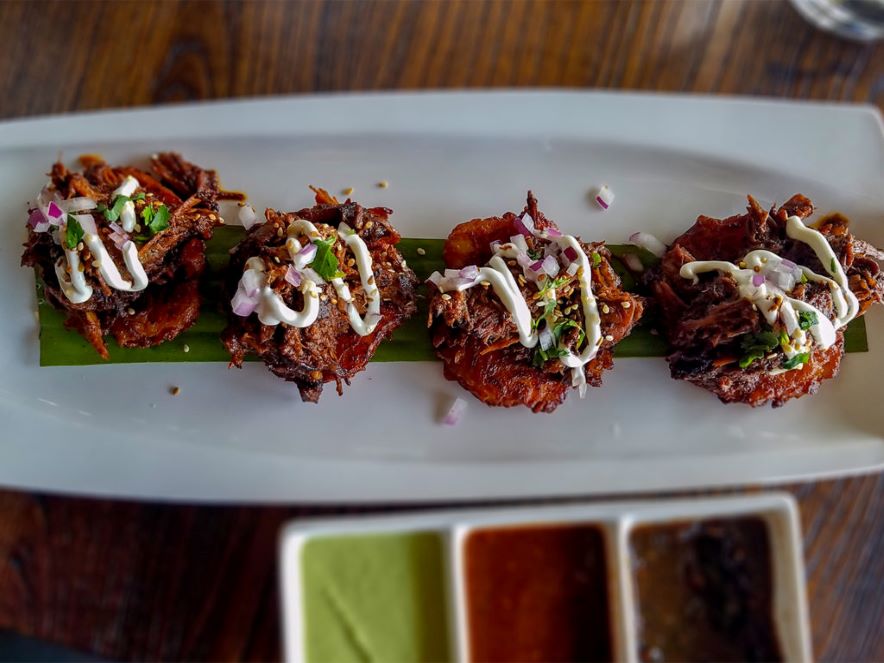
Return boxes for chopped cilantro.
[782,353,810,370]
[554,318,585,348]
[830,258,837,272]
[64,214,85,249]
[140,203,171,235]
[537,276,569,297]
[591,252,602,267]
[101,195,130,222]
[132,192,146,201]
[141,204,154,225]
[527,248,543,260]
[798,310,818,331]
[310,237,345,281]
[149,204,170,234]
[532,344,569,368]
[738,330,780,369]
[778,329,790,347]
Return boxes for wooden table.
[0,1,881,660]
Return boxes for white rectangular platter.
[1,91,882,502]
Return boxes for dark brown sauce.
[465,523,613,663]
[631,517,782,663]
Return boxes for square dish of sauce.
[463,523,613,663]
[630,517,781,663]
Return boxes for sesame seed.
[183,344,190,353]
[364,221,374,230]
[605,334,614,342]
[77,242,84,251]
[378,180,389,189]
[621,301,631,309]
[347,258,356,267]
[441,293,452,300]
[320,294,328,302]
[311,370,323,380]
[416,247,426,256]
[127,307,135,315]
[601,304,610,314]
[273,256,281,263]
[170,386,181,396]
[342,187,354,196]
[208,214,217,221]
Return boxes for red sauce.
[464,523,613,663]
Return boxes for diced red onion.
[76,214,98,236]
[544,227,562,238]
[516,252,533,268]
[28,209,50,232]
[542,255,559,277]
[489,240,502,253]
[108,221,125,235]
[509,234,529,252]
[238,204,260,230]
[459,265,479,280]
[109,231,129,250]
[530,259,544,272]
[623,254,644,272]
[595,184,614,210]
[628,232,666,258]
[441,397,467,426]
[567,262,580,276]
[780,258,797,270]
[231,288,258,317]
[543,242,560,258]
[59,197,96,213]
[514,213,536,237]
[752,273,765,287]
[298,242,317,261]
[563,246,578,262]
[240,269,262,297]
[427,272,444,287]
[46,201,64,220]
[771,271,795,291]
[284,265,302,287]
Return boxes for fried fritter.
[21,153,225,358]
[428,193,644,413]
[222,190,419,403]
[650,194,884,407]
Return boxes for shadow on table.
[0,630,107,662]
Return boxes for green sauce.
[301,531,451,663]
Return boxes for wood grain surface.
[0,0,881,661]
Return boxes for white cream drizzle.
[54,176,151,304]
[680,215,860,371]
[432,233,603,394]
[241,218,382,336]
